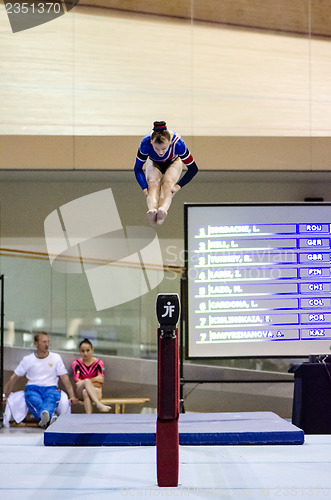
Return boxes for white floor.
[1,427,331,500]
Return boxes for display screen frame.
[184,202,331,360]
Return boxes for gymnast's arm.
[134,150,149,195]
[90,374,104,388]
[91,359,105,387]
[172,158,198,194]
[172,140,198,192]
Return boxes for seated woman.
[72,338,111,414]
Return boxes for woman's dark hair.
[151,121,171,143]
[79,338,93,349]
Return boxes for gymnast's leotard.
[134,132,198,190]
[72,358,105,382]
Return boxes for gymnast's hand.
[92,374,104,385]
[170,185,181,196]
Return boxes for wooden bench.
[100,398,150,414]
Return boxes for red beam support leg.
[157,329,179,487]
[156,294,180,488]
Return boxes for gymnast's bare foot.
[147,209,158,226]
[97,403,111,412]
[156,209,167,225]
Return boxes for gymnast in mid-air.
[134,121,198,225]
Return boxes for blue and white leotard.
[134,131,198,190]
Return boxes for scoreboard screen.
[184,203,331,358]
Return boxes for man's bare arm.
[59,373,78,404]
[3,373,21,400]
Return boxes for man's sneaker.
[39,410,50,428]
[50,414,58,425]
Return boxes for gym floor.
[1,425,331,499]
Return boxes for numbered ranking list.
[192,222,331,346]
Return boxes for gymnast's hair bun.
[79,338,93,348]
[153,121,167,132]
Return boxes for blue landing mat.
[44,412,304,446]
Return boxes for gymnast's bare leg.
[145,158,182,225]
[157,158,182,224]
[145,158,162,225]
[76,379,111,414]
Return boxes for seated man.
[3,331,78,428]
[3,389,70,428]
